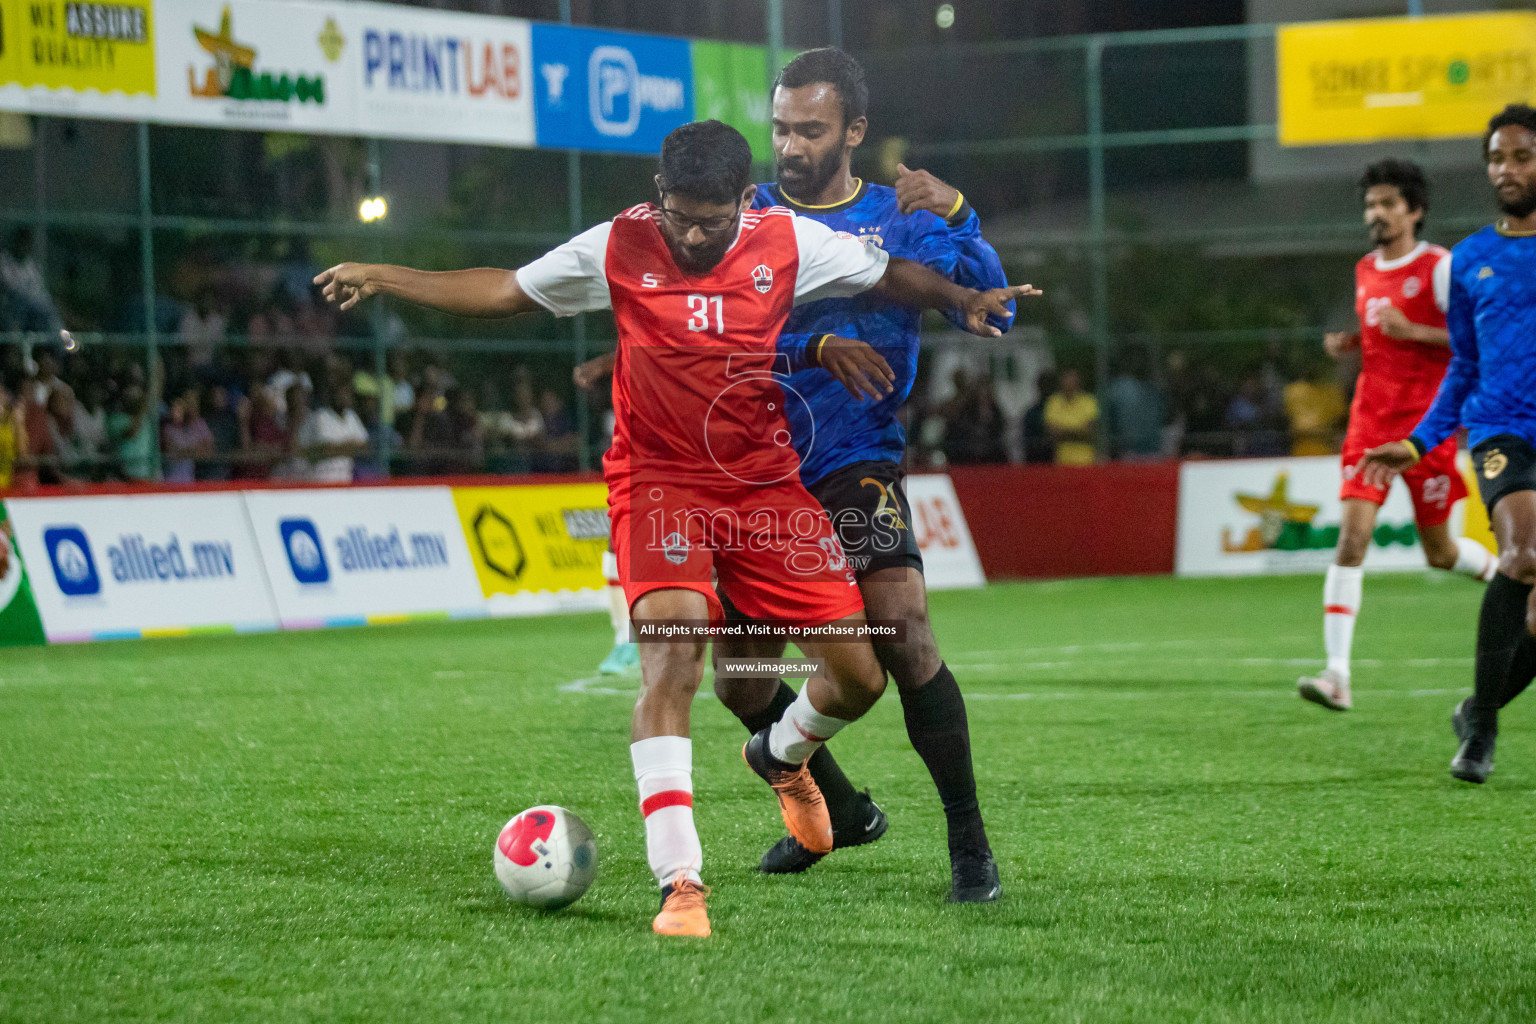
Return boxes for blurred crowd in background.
[0,218,1367,489]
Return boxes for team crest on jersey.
[662,532,691,565]
[855,226,885,249]
[1402,276,1421,298]
[752,264,774,294]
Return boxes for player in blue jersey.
[1361,104,1536,784]
[576,49,1028,901]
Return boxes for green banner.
[0,503,46,646]
[691,40,770,162]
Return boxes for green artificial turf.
[3,573,1534,1023]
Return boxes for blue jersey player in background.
[713,48,1030,903]
[1362,104,1536,785]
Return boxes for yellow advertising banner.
[1278,12,1536,146]
[451,483,610,599]
[0,0,156,93]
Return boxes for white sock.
[768,688,851,765]
[1452,537,1498,582]
[630,736,701,887]
[602,550,630,644]
[1323,563,1364,679]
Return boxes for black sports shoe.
[757,792,888,874]
[947,848,1001,903]
[1451,730,1496,784]
[1452,698,1472,743]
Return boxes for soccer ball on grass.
[494,805,597,910]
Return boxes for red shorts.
[609,477,863,626]
[1340,430,1466,528]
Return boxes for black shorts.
[806,459,924,581]
[1472,435,1536,514]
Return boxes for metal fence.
[0,13,1499,479]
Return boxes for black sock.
[1472,574,1533,732]
[900,663,989,856]
[1500,635,1536,710]
[734,679,866,841]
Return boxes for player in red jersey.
[315,121,1031,936]
[1298,159,1496,712]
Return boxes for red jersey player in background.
[314,121,1032,937]
[1298,159,1496,712]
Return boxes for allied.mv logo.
[280,518,330,585]
[43,526,100,597]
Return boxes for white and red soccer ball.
[494,805,597,910]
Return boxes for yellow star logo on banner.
[319,18,346,63]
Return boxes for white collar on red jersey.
[1374,240,1429,272]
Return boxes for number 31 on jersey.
[686,294,724,334]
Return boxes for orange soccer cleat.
[742,729,833,855]
[653,878,711,937]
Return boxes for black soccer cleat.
[758,792,888,874]
[1452,698,1472,743]
[947,847,1001,903]
[1451,731,1496,784]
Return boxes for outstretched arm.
[314,264,542,318]
[873,256,1039,338]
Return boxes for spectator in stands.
[202,384,240,481]
[1102,349,1166,460]
[399,388,455,476]
[353,392,397,482]
[73,380,108,466]
[533,390,578,474]
[272,382,312,479]
[1044,367,1099,465]
[246,296,297,349]
[298,382,368,484]
[943,374,1008,466]
[1164,349,1224,457]
[1021,370,1057,464]
[1283,358,1347,457]
[352,348,415,428]
[177,287,227,374]
[443,386,486,474]
[236,388,287,479]
[0,380,26,489]
[46,385,98,482]
[265,350,311,427]
[1224,373,1287,458]
[25,346,65,407]
[161,387,214,484]
[0,228,63,333]
[108,376,160,483]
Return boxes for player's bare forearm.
[1359,440,1419,488]
[314,263,539,318]
[573,351,617,390]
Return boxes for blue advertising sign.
[531,24,693,155]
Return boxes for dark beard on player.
[776,144,849,202]
[1497,182,1536,219]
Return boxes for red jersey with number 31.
[514,202,890,503]
[1348,241,1451,444]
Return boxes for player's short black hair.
[773,47,868,129]
[1360,159,1428,234]
[656,120,752,206]
[1484,103,1536,158]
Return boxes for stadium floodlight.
[935,4,955,29]
[358,196,388,223]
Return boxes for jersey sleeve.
[514,222,613,317]
[937,208,1015,334]
[1432,252,1451,313]
[1410,253,1477,452]
[791,214,890,305]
